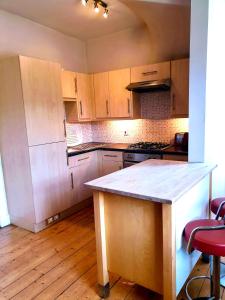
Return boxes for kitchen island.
[85,160,216,300]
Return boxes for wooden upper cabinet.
[109,68,131,118]
[61,70,77,100]
[19,56,65,146]
[94,72,110,119]
[171,58,189,117]
[131,61,170,83]
[77,73,93,121]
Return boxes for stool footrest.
[186,276,211,300]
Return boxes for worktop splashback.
[66,91,189,146]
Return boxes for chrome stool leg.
[185,256,221,300]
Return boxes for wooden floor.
[0,206,224,300]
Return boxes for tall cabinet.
[0,56,72,232]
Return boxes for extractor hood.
[126,79,171,93]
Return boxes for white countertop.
[85,159,216,204]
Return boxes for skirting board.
[34,198,93,233]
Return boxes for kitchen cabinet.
[131,61,170,83]
[29,142,72,223]
[94,69,140,119]
[20,56,65,146]
[109,68,131,118]
[171,58,189,117]
[93,72,110,118]
[163,154,188,161]
[69,151,99,203]
[100,151,123,176]
[77,73,94,121]
[61,70,77,100]
[0,56,71,232]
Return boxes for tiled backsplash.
[66,91,189,146]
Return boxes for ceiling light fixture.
[103,8,108,18]
[81,0,88,6]
[94,2,99,13]
[82,0,109,18]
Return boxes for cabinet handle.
[104,154,118,158]
[80,101,83,116]
[66,150,69,166]
[142,70,158,76]
[127,98,130,114]
[172,94,176,111]
[74,77,77,95]
[63,119,67,138]
[78,156,89,162]
[106,100,109,115]
[70,173,74,189]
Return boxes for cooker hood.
[126,79,171,93]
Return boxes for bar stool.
[184,219,225,300]
[211,197,225,220]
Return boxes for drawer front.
[131,61,170,83]
[68,151,95,168]
[101,151,123,162]
[163,154,188,161]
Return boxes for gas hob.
[128,142,170,151]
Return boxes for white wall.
[0,10,87,72]
[204,0,225,197]
[188,0,208,162]
[189,0,225,197]
[86,26,152,73]
[0,155,10,227]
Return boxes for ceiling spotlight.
[81,0,88,6]
[94,2,99,13]
[103,8,109,18]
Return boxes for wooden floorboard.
[0,206,223,299]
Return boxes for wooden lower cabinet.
[100,151,123,176]
[69,151,99,204]
[29,142,72,224]
[163,154,188,161]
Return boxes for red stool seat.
[211,197,225,217]
[184,219,225,257]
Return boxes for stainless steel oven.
[123,152,162,168]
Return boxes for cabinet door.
[61,70,77,99]
[29,142,71,224]
[131,61,170,83]
[171,58,189,117]
[109,68,131,118]
[77,73,93,120]
[94,72,110,118]
[20,56,65,146]
[73,152,98,203]
[102,160,123,176]
[163,154,188,161]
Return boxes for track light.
[94,2,99,13]
[82,0,109,18]
[103,8,108,18]
[81,0,88,6]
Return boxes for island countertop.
[85,159,216,204]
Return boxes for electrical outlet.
[47,217,54,224]
[53,214,59,221]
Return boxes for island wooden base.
[93,191,176,299]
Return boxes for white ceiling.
[0,0,144,40]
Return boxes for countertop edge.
[85,183,172,204]
[85,162,217,205]
[68,144,188,157]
